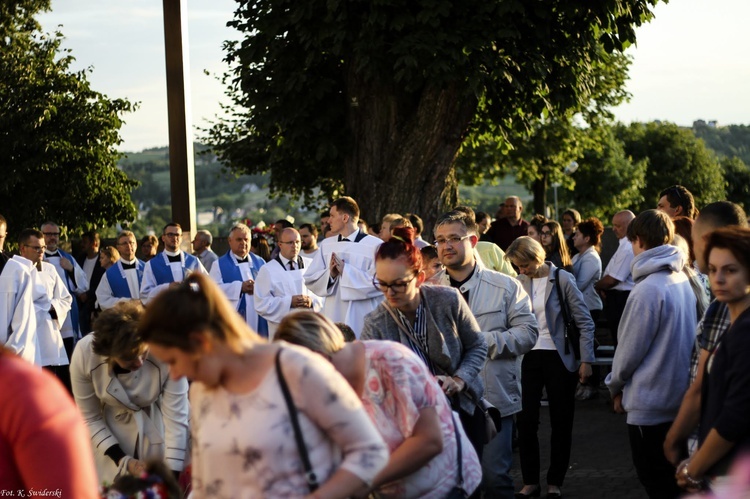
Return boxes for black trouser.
[459,402,486,461]
[628,422,681,499]
[604,290,630,347]
[517,350,577,487]
[44,364,72,396]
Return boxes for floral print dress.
[361,340,482,498]
[189,343,388,498]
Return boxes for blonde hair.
[139,273,261,353]
[100,245,121,263]
[505,236,546,266]
[274,312,345,356]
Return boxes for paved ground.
[509,388,647,498]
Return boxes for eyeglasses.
[278,240,301,245]
[540,231,552,237]
[373,274,417,294]
[163,232,182,238]
[42,232,60,237]
[117,240,136,246]
[434,235,471,246]
[23,244,46,252]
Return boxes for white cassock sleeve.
[47,267,73,329]
[254,263,293,325]
[0,261,38,363]
[139,262,170,306]
[208,260,243,307]
[96,273,125,310]
[69,259,90,294]
[303,239,336,297]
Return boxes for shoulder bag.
[446,412,469,498]
[554,267,581,360]
[275,348,319,493]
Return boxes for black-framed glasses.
[163,232,182,238]
[540,230,552,237]
[23,244,46,252]
[372,274,417,294]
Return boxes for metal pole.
[162,0,196,250]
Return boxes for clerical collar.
[338,228,360,242]
[448,264,477,288]
[121,259,137,269]
[164,250,181,257]
[234,253,249,264]
[45,250,60,257]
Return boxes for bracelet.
[679,461,705,489]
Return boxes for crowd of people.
[1,183,750,498]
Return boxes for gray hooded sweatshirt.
[606,244,697,426]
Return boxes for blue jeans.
[481,414,515,498]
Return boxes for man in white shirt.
[299,223,320,261]
[96,231,145,310]
[192,229,219,272]
[0,216,38,363]
[595,210,636,346]
[140,223,207,305]
[304,196,383,336]
[18,229,72,391]
[41,221,88,359]
[210,224,268,337]
[255,228,322,338]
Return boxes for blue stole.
[218,251,268,337]
[106,260,145,298]
[150,252,200,285]
[57,249,80,335]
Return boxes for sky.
[38,0,750,153]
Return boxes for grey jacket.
[439,266,539,416]
[360,285,487,414]
[571,246,603,312]
[516,263,597,372]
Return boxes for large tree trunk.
[343,75,477,234]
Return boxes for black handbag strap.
[451,412,465,491]
[554,267,573,355]
[275,348,319,492]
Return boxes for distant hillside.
[692,122,750,166]
[118,143,530,227]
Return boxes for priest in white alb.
[304,196,383,336]
[140,223,206,305]
[209,224,269,337]
[96,231,145,310]
[254,228,323,339]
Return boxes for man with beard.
[299,223,320,261]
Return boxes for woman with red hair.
[361,227,488,458]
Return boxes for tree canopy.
[613,122,726,213]
[208,0,662,227]
[0,0,137,237]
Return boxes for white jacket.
[439,264,538,416]
[70,334,190,482]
